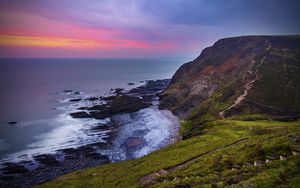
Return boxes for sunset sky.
[0,0,299,58]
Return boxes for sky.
[0,0,299,58]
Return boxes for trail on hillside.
[139,137,248,185]
[219,42,272,118]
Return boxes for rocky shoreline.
[0,79,171,188]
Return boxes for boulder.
[1,163,28,174]
[8,121,18,125]
[69,98,81,102]
[114,88,124,95]
[69,111,90,118]
[33,154,60,166]
[63,90,73,93]
[125,137,145,149]
[84,97,99,101]
[254,160,264,167]
[88,95,150,119]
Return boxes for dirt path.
[219,42,272,119]
[139,137,248,185]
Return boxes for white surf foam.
[1,114,110,163]
[111,106,179,161]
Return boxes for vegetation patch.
[36,119,300,188]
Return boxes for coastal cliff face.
[160,36,300,122]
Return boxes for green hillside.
[36,119,300,188]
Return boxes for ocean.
[0,58,187,165]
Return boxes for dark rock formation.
[7,121,18,125]
[69,98,81,102]
[114,88,124,94]
[88,95,151,119]
[84,97,99,101]
[1,163,29,175]
[63,90,73,93]
[71,79,170,120]
[33,154,60,166]
[69,111,90,118]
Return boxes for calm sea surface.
[0,58,188,163]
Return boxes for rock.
[33,154,60,166]
[69,111,90,118]
[129,79,170,96]
[232,165,241,169]
[0,142,112,187]
[158,169,167,175]
[292,150,300,155]
[72,79,169,120]
[69,98,81,102]
[279,155,288,160]
[140,95,155,103]
[84,97,99,101]
[139,172,160,185]
[125,137,145,149]
[73,91,80,95]
[8,121,18,125]
[114,88,124,95]
[89,111,111,119]
[254,160,264,167]
[128,82,135,85]
[86,153,110,161]
[86,104,109,111]
[265,159,272,163]
[90,124,113,132]
[77,107,87,110]
[265,156,276,163]
[88,95,151,119]
[63,90,73,93]
[266,156,276,160]
[1,163,28,174]
[100,95,117,101]
[0,175,15,181]
[58,145,110,163]
[110,95,150,112]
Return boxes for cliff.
[160,36,300,137]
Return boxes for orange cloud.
[0,35,103,48]
[0,33,177,54]
[0,34,154,50]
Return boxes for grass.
[248,53,300,113]
[35,119,300,188]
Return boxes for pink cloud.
[0,7,201,58]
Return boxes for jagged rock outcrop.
[160,36,300,120]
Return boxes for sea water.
[0,58,188,164]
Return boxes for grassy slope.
[36,118,300,188]
[247,51,300,113]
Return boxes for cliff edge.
[160,36,300,125]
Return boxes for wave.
[1,114,110,163]
[110,106,179,161]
